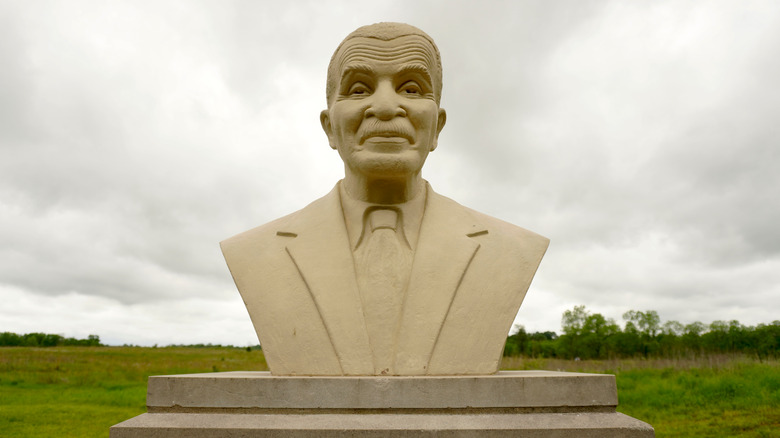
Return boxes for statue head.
[320,23,447,195]
[325,22,443,107]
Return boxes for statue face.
[321,35,446,181]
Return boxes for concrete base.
[111,371,654,437]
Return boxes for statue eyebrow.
[397,63,431,78]
[397,64,433,89]
[338,63,374,92]
[340,63,374,78]
[340,63,432,80]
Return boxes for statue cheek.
[334,104,367,130]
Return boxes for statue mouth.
[358,122,414,145]
[361,132,412,144]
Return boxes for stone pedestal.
[110,370,654,437]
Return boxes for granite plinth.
[110,371,654,437]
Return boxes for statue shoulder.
[427,188,549,251]
[220,210,297,252]
[220,186,340,255]
[471,207,549,249]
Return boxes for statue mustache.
[358,120,415,144]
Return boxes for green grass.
[0,346,268,438]
[1,348,778,437]
[501,355,780,437]
[617,365,780,437]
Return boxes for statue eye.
[348,83,370,96]
[400,82,422,95]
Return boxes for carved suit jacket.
[221,182,548,375]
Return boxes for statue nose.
[364,84,407,120]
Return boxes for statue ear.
[430,108,447,152]
[320,110,337,150]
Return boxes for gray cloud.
[1,0,778,344]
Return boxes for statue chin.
[348,152,427,181]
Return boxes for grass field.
[501,356,780,437]
[0,346,268,437]
[1,347,778,437]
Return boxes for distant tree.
[755,321,780,360]
[562,305,588,336]
[703,320,730,353]
[503,308,779,360]
[503,326,558,358]
[581,313,620,359]
[503,325,529,357]
[42,334,64,347]
[610,327,642,357]
[662,321,684,336]
[684,321,707,336]
[556,306,620,359]
[0,332,102,347]
[680,322,705,354]
[0,332,22,346]
[623,310,661,337]
[23,333,46,347]
[657,321,683,357]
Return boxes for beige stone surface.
[146,371,617,410]
[221,22,548,376]
[112,412,654,437]
[111,372,654,437]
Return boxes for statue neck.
[342,172,424,205]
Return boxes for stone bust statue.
[221,22,548,376]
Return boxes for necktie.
[355,207,412,375]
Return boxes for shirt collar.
[339,180,427,252]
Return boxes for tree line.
[6,307,779,360]
[0,332,102,347]
[504,305,780,360]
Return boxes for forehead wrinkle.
[339,50,433,65]
[339,45,435,62]
[337,40,436,73]
[342,36,435,51]
[342,41,435,55]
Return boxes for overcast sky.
[2,0,778,346]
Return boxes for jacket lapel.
[279,183,487,376]
[282,185,374,375]
[394,186,484,374]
